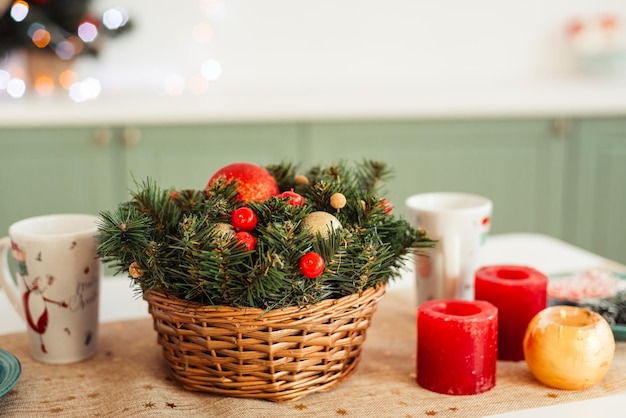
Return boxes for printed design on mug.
[11,240,99,354]
[481,216,491,245]
[22,274,68,353]
[11,241,28,275]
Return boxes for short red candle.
[475,265,547,361]
[417,299,498,395]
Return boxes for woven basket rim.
[143,283,386,319]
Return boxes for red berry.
[299,252,325,279]
[235,231,256,251]
[232,207,257,232]
[280,188,304,206]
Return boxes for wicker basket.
[143,284,386,402]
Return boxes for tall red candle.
[417,299,498,395]
[475,265,547,361]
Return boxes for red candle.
[475,265,547,361]
[417,299,498,395]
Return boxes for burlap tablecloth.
[0,288,624,417]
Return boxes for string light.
[201,58,222,80]
[10,0,29,22]
[31,28,51,48]
[33,75,55,96]
[162,0,226,96]
[77,21,98,42]
[103,8,129,30]
[6,78,26,98]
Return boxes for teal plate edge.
[0,348,21,397]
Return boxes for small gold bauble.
[129,261,144,278]
[294,175,309,186]
[330,193,347,210]
[213,222,235,237]
[300,211,342,239]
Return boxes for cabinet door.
[304,119,565,236]
[118,123,301,200]
[0,127,114,235]
[564,118,626,264]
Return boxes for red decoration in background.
[417,299,498,395]
[475,265,547,361]
[207,162,279,203]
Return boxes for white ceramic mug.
[0,214,101,364]
[406,193,492,305]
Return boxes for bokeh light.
[31,28,51,48]
[193,23,213,43]
[188,73,209,95]
[33,76,55,96]
[200,59,222,80]
[69,77,101,102]
[103,7,129,30]
[59,70,79,89]
[10,0,29,22]
[55,40,76,60]
[7,78,26,98]
[78,21,98,42]
[204,0,226,21]
[27,22,44,38]
[164,75,186,96]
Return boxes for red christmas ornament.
[280,188,304,206]
[207,162,279,203]
[235,231,256,251]
[231,207,257,232]
[299,252,325,279]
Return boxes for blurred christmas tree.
[0,0,132,61]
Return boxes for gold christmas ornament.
[129,261,144,278]
[294,175,309,186]
[300,211,342,239]
[330,193,347,210]
[213,222,235,237]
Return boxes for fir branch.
[96,160,437,309]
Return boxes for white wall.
[57,0,626,95]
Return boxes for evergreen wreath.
[96,160,435,311]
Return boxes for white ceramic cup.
[0,214,101,364]
[406,193,492,305]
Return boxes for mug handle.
[0,236,25,320]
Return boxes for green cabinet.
[564,118,626,264]
[0,127,114,230]
[0,124,300,237]
[304,119,565,237]
[0,116,624,264]
[119,123,301,200]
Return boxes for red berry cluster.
[231,207,257,251]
